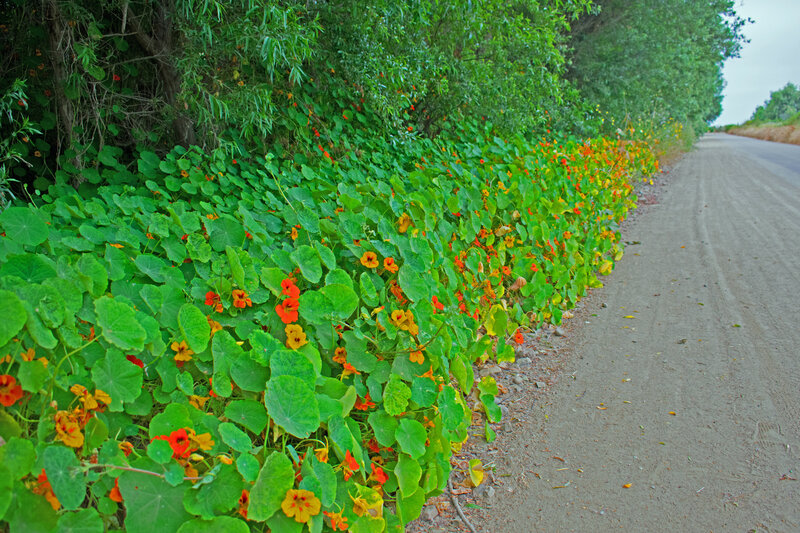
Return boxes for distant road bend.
[481,133,800,532]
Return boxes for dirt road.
[478,134,800,532]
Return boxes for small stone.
[601,302,608,308]
[513,375,524,384]
[554,327,566,337]
[502,420,513,432]
[420,505,439,521]
[535,381,546,389]
[516,357,532,367]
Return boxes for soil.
[407,134,800,533]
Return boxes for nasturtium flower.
[281,277,301,298]
[232,289,252,308]
[360,251,379,268]
[314,439,329,463]
[341,362,360,379]
[207,316,222,336]
[171,340,194,364]
[276,298,299,324]
[409,350,424,365]
[354,393,376,411]
[431,295,445,312]
[281,489,321,523]
[514,329,524,344]
[333,347,347,364]
[341,449,360,481]
[324,510,348,531]
[389,280,407,304]
[0,375,23,407]
[504,235,516,248]
[390,310,407,328]
[33,469,60,511]
[54,410,83,448]
[188,395,209,409]
[204,291,223,312]
[126,354,144,368]
[291,227,298,240]
[109,478,123,503]
[188,428,215,451]
[383,257,399,273]
[285,324,308,350]
[238,489,250,520]
[397,213,413,233]
[155,428,192,459]
[369,463,389,485]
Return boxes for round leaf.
[0,290,26,346]
[94,296,146,352]
[91,349,143,411]
[290,245,322,283]
[56,508,104,533]
[248,451,294,522]
[218,422,253,453]
[178,303,210,354]
[43,446,85,510]
[0,206,49,246]
[265,375,320,438]
[395,418,427,460]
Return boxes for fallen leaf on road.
[623,315,635,319]
[552,481,571,489]
[552,456,566,463]
[466,459,484,487]
[669,411,676,415]
[622,483,632,488]
[597,406,607,410]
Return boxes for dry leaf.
[466,459,484,488]
[623,315,635,319]
[668,411,676,416]
[509,277,527,291]
[552,456,566,463]
[623,483,632,488]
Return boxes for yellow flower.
[314,439,329,463]
[188,395,209,409]
[285,324,308,350]
[390,310,407,328]
[54,410,83,448]
[171,340,194,363]
[409,350,424,365]
[360,251,379,268]
[188,428,215,451]
[207,316,222,336]
[397,213,413,233]
[281,489,321,523]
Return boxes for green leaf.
[176,517,249,533]
[119,464,191,533]
[398,265,431,302]
[178,303,211,354]
[225,400,268,434]
[56,507,104,532]
[94,296,146,351]
[237,453,260,483]
[17,359,48,392]
[368,411,398,448]
[148,404,192,439]
[411,376,437,407]
[0,207,49,246]
[270,349,315,386]
[43,446,85,510]
[396,487,426,524]
[230,354,268,392]
[226,246,245,289]
[0,437,35,480]
[218,422,253,453]
[291,245,322,283]
[248,451,294,522]
[438,386,465,431]
[311,459,337,507]
[0,464,11,520]
[147,439,174,464]
[77,254,108,297]
[211,330,242,398]
[186,233,212,263]
[0,290,26,346]
[5,480,58,532]
[297,290,333,324]
[182,464,243,520]
[484,304,508,336]
[395,418,427,460]
[0,253,56,283]
[382,375,411,416]
[91,348,143,411]
[394,454,422,495]
[265,375,320,438]
[320,283,359,319]
[480,393,502,423]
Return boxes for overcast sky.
[713,0,800,126]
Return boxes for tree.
[750,83,800,123]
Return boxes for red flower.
[342,450,360,481]
[126,354,144,368]
[205,291,223,312]
[0,375,23,407]
[275,297,299,324]
[238,489,250,520]
[369,463,388,485]
[112,74,121,82]
[153,428,192,459]
[431,295,444,313]
[354,393,375,411]
[513,329,524,345]
[109,478,123,502]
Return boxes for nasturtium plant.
[0,70,658,532]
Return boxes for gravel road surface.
[479,133,800,532]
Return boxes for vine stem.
[447,474,478,533]
[86,463,204,481]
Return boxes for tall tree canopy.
[567,0,747,129]
[750,83,800,123]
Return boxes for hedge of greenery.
[0,81,658,533]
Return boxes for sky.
[713,0,800,126]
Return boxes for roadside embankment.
[727,123,800,146]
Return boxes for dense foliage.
[0,0,735,531]
[567,0,747,130]
[749,82,800,123]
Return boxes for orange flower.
[389,280,407,304]
[342,450,360,481]
[504,235,515,248]
[275,298,299,324]
[514,329,524,344]
[285,324,308,350]
[314,439,329,463]
[171,341,194,364]
[409,350,424,365]
[54,410,84,448]
[281,489,321,523]
[354,393,375,411]
[207,316,222,336]
[390,310,407,328]
[324,510,349,531]
[291,227,298,240]
[383,257,399,273]
[109,478,123,502]
[281,278,300,298]
[232,289,252,308]
[360,251,379,268]
[238,489,250,520]
[341,362,360,379]
[333,347,347,364]
[431,295,445,313]
[0,374,23,407]
[32,469,60,511]
[180,170,189,178]
[369,463,388,485]
[152,428,192,459]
